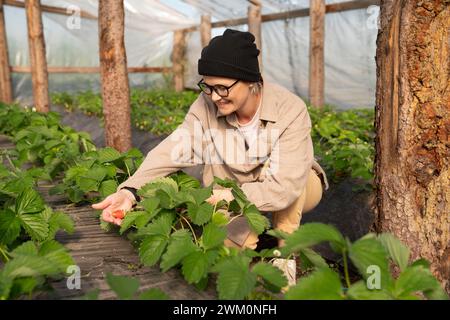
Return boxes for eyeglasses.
[197,79,239,97]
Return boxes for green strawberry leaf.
[201,223,226,250]
[0,209,21,245]
[187,202,214,226]
[106,273,139,300]
[243,204,270,235]
[139,235,168,267]
[252,262,288,289]
[160,229,196,272]
[285,268,344,300]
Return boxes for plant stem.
[0,246,10,262]
[5,154,17,172]
[124,161,131,177]
[227,213,243,225]
[342,249,351,289]
[180,215,198,245]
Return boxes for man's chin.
[216,104,234,115]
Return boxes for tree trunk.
[98,0,132,153]
[200,14,211,48]
[309,0,325,108]
[172,30,186,93]
[374,0,449,293]
[248,2,262,71]
[25,0,49,112]
[0,0,13,103]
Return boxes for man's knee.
[303,168,323,214]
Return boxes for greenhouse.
[0,0,448,303]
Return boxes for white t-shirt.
[236,97,262,149]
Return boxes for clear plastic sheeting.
[183,0,379,109]
[3,0,379,109]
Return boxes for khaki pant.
[224,168,324,249]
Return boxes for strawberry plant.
[99,171,293,298]
[81,273,170,300]
[269,223,448,300]
[50,147,144,203]
[0,161,75,299]
[50,89,197,135]
[3,102,445,300]
[0,103,96,179]
[308,105,375,191]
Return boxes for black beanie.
[198,29,261,82]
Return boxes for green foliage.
[285,267,344,300]
[49,147,143,204]
[2,102,445,301]
[105,273,169,300]
[50,89,198,135]
[307,105,375,190]
[98,172,276,297]
[0,103,76,299]
[0,240,74,299]
[274,223,448,300]
[0,103,96,179]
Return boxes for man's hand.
[206,188,234,206]
[91,189,136,225]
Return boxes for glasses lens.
[215,86,228,97]
[198,82,212,94]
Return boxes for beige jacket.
[117,82,328,212]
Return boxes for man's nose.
[211,91,221,102]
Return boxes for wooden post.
[200,14,211,48]
[98,0,132,152]
[248,2,262,71]
[0,0,12,103]
[172,29,186,92]
[25,0,49,112]
[309,0,325,108]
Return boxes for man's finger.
[101,210,114,223]
[92,196,113,209]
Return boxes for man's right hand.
[91,189,136,225]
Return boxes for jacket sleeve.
[240,105,314,212]
[116,98,205,191]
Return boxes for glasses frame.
[197,79,240,97]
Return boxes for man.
[92,29,328,285]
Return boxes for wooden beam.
[200,14,211,48]
[0,0,13,103]
[248,2,262,71]
[10,66,172,73]
[248,0,262,6]
[4,0,96,20]
[309,0,325,108]
[25,0,49,112]
[98,0,131,152]
[182,0,380,31]
[172,30,186,92]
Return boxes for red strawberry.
[112,209,125,219]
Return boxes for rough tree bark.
[200,14,211,48]
[98,0,132,152]
[309,0,325,108]
[374,0,449,293]
[25,0,49,112]
[172,30,186,93]
[248,2,262,70]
